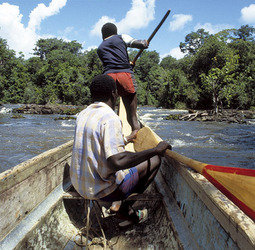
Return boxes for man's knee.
[136,155,161,179]
[151,155,161,167]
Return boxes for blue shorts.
[101,167,139,202]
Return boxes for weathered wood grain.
[0,141,73,240]
[0,140,73,193]
[133,123,255,249]
[164,156,255,249]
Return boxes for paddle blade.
[134,127,206,173]
[203,165,255,221]
[134,126,255,221]
[134,126,162,151]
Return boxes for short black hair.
[101,23,117,39]
[90,74,116,101]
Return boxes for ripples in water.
[0,105,254,172]
[138,107,255,170]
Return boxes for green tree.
[82,49,103,84]
[180,29,210,55]
[160,55,177,70]
[33,38,82,60]
[0,38,30,103]
[1,27,254,111]
[133,50,162,106]
[229,34,255,108]
[215,29,237,43]
[200,54,239,112]
[159,68,199,109]
[0,38,16,101]
[234,25,255,41]
[29,39,94,105]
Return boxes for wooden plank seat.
[63,190,162,202]
[62,187,107,248]
[62,186,162,248]
[62,190,84,200]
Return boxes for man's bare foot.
[110,201,122,213]
[124,129,139,144]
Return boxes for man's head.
[90,74,117,104]
[101,23,117,40]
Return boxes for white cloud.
[0,0,67,58]
[90,0,155,37]
[240,4,255,24]
[63,26,74,35]
[85,45,98,52]
[28,0,67,31]
[194,23,233,34]
[117,0,155,33]
[90,16,116,37]
[161,47,186,60]
[169,14,192,31]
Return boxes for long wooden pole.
[132,9,171,65]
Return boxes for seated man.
[70,74,171,224]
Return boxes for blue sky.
[0,0,255,59]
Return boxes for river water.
[0,105,254,173]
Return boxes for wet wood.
[118,98,135,152]
[0,141,73,240]
[133,126,255,249]
[1,97,254,249]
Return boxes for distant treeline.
[0,25,254,111]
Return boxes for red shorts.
[107,72,137,96]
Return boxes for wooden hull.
[134,126,255,221]
[0,100,254,249]
[0,141,181,249]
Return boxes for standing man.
[97,23,149,141]
[70,74,171,224]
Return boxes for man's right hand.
[145,40,149,48]
[155,141,172,156]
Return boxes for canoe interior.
[0,99,254,249]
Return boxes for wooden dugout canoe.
[0,99,254,249]
[134,126,255,221]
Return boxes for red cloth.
[107,72,136,96]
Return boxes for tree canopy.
[0,25,254,111]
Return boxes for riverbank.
[166,109,255,124]
[12,104,84,115]
[3,103,255,124]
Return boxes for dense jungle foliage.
[0,25,254,111]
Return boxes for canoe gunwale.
[154,165,200,250]
[0,140,73,194]
[120,98,255,249]
[0,140,73,241]
[163,154,255,249]
[0,181,73,249]
[0,99,254,249]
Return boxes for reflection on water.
[0,105,254,173]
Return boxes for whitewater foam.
[61,121,74,127]
[140,113,153,120]
[171,139,190,148]
[207,137,215,144]
[0,107,12,114]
